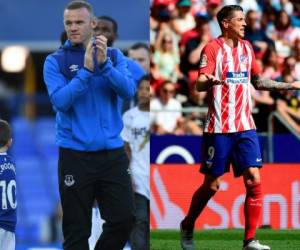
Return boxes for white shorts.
[0,228,16,250]
[0,228,15,250]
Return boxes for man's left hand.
[94,35,107,65]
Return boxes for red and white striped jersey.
[198,37,260,133]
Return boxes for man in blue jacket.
[43,1,136,250]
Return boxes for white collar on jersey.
[0,152,7,155]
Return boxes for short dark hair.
[217,5,243,29]
[65,0,93,15]
[275,10,291,31]
[0,120,11,148]
[98,16,118,34]
[139,74,150,84]
[246,9,256,18]
[130,42,150,54]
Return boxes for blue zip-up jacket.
[43,41,136,151]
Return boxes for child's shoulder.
[0,153,15,164]
[123,106,139,118]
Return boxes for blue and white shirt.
[0,152,17,233]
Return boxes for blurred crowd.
[150,0,300,134]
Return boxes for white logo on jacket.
[69,64,79,72]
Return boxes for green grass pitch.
[150,229,300,250]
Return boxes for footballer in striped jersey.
[180,5,300,250]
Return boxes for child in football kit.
[122,75,150,250]
[0,120,17,250]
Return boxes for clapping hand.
[84,35,108,72]
[84,40,94,71]
[94,35,107,65]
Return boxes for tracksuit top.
[43,40,136,151]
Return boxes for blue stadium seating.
[11,117,59,243]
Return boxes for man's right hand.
[204,73,224,86]
[84,40,94,72]
[196,73,224,92]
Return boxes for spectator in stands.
[171,0,196,36]
[276,74,300,133]
[179,13,211,54]
[260,1,277,33]
[251,55,275,132]
[178,13,211,101]
[245,10,275,57]
[206,0,222,38]
[282,56,297,80]
[183,80,208,133]
[261,47,281,80]
[186,84,207,107]
[293,39,300,80]
[150,81,182,134]
[153,31,182,82]
[43,1,135,249]
[122,75,150,250]
[271,10,300,57]
[150,0,173,46]
[174,115,203,135]
[179,13,211,82]
[251,77,275,132]
[128,43,150,73]
[0,120,16,250]
[224,0,260,13]
[279,0,294,16]
[150,80,202,135]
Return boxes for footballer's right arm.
[196,73,223,92]
[196,42,220,92]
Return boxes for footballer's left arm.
[251,74,300,91]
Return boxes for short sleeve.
[249,42,261,76]
[121,111,132,143]
[198,43,216,75]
